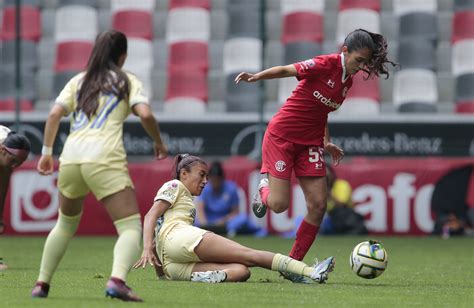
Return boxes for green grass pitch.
[0,235,473,307]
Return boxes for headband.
[4,146,29,162]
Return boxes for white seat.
[122,38,153,99]
[336,9,380,45]
[277,77,298,105]
[163,97,206,114]
[451,40,474,77]
[166,8,210,44]
[393,69,438,106]
[55,5,98,43]
[280,0,325,15]
[123,38,154,71]
[111,0,155,12]
[335,98,379,116]
[393,0,437,17]
[223,38,262,75]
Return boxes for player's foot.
[309,256,336,284]
[252,178,269,218]
[105,278,143,302]
[190,270,227,283]
[31,281,50,298]
[279,271,312,284]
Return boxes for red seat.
[282,12,323,44]
[0,99,33,111]
[166,70,208,102]
[1,6,41,42]
[169,0,210,10]
[54,42,93,72]
[112,10,153,40]
[339,0,380,12]
[168,41,208,72]
[347,72,380,101]
[452,11,474,43]
[456,101,474,113]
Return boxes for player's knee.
[234,265,251,282]
[271,199,290,213]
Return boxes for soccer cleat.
[31,282,50,298]
[279,271,313,284]
[190,270,227,283]
[252,178,269,218]
[105,279,143,302]
[309,256,336,284]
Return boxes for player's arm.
[37,104,67,175]
[195,200,208,226]
[0,169,12,232]
[234,64,298,83]
[323,124,344,166]
[134,199,170,269]
[132,103,168,160]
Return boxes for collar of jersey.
[340,52,350,83]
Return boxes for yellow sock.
[271,253,313,277]
[38,210,82,283]
[111,214,142,281]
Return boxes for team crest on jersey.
[275,160,286,172]
[342,87,348,97]
[301,59,315,70]
[327,79,335,88]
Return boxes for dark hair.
[344,29,398,79]
[3,131,31,162]
[77,30,130,118]
[172,154,207,180]
[208,161,225,178]
[4,131,30,152]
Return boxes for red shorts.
[261,132,326,180]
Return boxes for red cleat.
[31,281,50,298]
[105,278,143,302]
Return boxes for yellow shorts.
[158,224,209,281]
[58,163,134,200]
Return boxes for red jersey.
[267,53,353,146]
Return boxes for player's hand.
[325,143,344,166]
[37,155,54,175]
[235,72,258,83]
[133,249,161,269]
[154,143,168,160]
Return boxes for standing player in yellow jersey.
[31,30,168,302]
[134,154,334,284]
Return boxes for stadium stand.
[393,68,438,113]
[0,0,470,115]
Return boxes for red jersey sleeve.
[293,56,332,81]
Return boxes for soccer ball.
[350,240,388,279]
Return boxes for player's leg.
[289,176,327,261]
[192,263,250,282]
[85,164,142,302]
[32,164,87,298]
[194,232,332,283]
[101,187,142,302]
[252,133,293,217]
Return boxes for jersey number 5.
[308,147,324,163]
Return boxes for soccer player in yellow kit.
[134,154,334,284]
[31,30,168,302]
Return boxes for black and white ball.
[350,240,388,279]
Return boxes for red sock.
[289,220,319,261]
[260,186,270,206]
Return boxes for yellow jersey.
[55,71,148,165]
[154,179,196,241]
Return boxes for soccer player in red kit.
[235,29,397,283]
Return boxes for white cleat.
[190,270,227,283]
[252,178,269,218]
[309,256,336,284]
